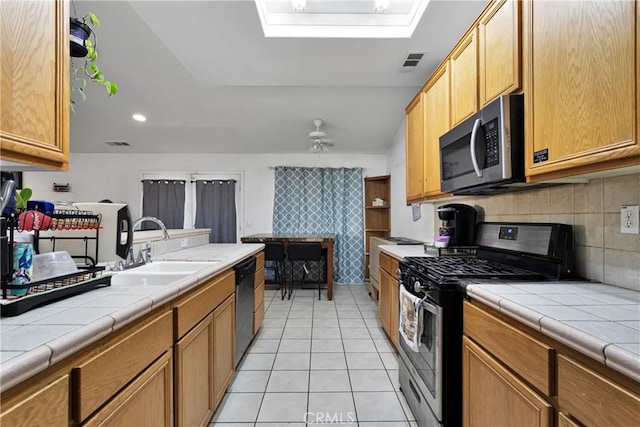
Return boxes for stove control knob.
[396,269,402,280]
[413,281,423,293]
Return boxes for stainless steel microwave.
[440,94,524,194]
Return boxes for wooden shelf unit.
[364,175,391,280]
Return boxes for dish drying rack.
[1,209,112,317]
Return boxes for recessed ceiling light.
[132,113,147,122]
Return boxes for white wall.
[23,152,387,237]
[386,120,436,242]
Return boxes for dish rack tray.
[0,267,112,317]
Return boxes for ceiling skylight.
[254,0,431,38]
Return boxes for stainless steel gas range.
[397,222,574,427]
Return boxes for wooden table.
[240,233,335,300]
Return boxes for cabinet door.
[0,374,69,426]
[213,294,235,407]
[405,93,425,203]
[84,351,173,427]
[0,0,69,170]
[479,0,520,106]
[175,314,215,427]
[423,63,450,197]
[378,268,391,335]
[450,29,478,126]
[525,0,640,181]
[389,277,399,350]
[463,336,552,427]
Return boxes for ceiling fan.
[307,119,334,153]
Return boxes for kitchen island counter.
[0,243,263,392]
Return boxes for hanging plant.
[70,12,118,112]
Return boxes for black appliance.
[234,256,256,367]
[439,94,524,195]
[436,203,477,247]
[397,222,573,427]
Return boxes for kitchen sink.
[110,261,220,286]
[128,261,220,273]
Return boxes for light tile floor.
[210,284,418,426]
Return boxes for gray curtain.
[141,180,185,229]
[195,180,237,243]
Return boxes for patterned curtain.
[273,166,364,284]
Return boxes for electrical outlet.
[621,205,639,234]
[180,238,189,248]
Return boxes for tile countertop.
[379,245,640,383]
[131,228,210,244]
[0,243,264,392]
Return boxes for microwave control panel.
[483,118,500,168]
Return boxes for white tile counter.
[466,281,640,382]
[0,243,264,392]
[378,244,640,383]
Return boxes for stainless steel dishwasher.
[234,256,256,366]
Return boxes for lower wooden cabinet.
[213,294,235,408]
[254,252,265,334]
[0,374,69,426]
[378,252,399,349]
[84,351,173,427]
[176,314,215,427]
[463,336,552,427]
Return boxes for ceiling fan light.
[292,0,306,11]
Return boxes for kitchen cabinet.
[213,294,235,407]
[422,64,450,198]
[405,93,425,203]
[449,29,478,127]
[464,300,640,426]
[378,251,399,349]
[0,374,69,426]
[478,0,521,107]
[0,0,70,170]
[524,0,640,182]
[364,176,391,279]
[73,310,174,423]
[174,268,235,424]
[463,336,552,427]
[83,351,173,427]
[254,251,265,334]
[175,314,215,427]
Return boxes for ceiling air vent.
[402,52,424,71]
[104,141,130,147]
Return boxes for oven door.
[399,295,443,420]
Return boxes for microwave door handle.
[470,118,483,177]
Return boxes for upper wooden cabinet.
[524,0,640,181]
[423,64,451,198]
[450,29,479,127]
[479,0,521,107]
[405,93,425,203]
[0,0,70,170]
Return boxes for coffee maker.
[436,203,477,246]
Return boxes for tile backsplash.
[435,173,640,291]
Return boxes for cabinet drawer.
[254,302,264,334]
[255,251,265,270]
[464,302,554,396]
[254,282,264,311]
[175,269,235,338]
[380,253,398,276]
[558,354,640,426]
[255,266,265,288]
[73,310,173,422]
[0,374,69,426]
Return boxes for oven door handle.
[470,118,483,177]
[421,297,441,316]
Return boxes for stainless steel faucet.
[123,216,171,267]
